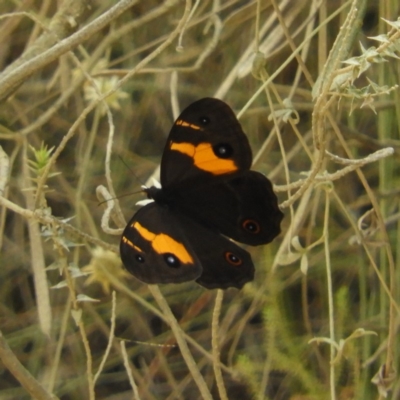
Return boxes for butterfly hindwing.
[176,214,255,289]
[167,171,283,246]
[191,234,254,290]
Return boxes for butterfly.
[120,98,283,289]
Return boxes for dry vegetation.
[0,0,399,399]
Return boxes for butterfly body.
[120,98,283,289]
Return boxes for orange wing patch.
[121,236,143,253]
[133,221,194,264]
[170,141,237,175]
[176,119,201,130]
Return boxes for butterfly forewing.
[120,204,202,284]
[120,203,255,289]
[160,98,252,188]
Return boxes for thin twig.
[94,291,117,383]
[0,330,59,400]
[0,194,116,251]
[121,340,142,400]
[211,290,228,400]
[149,285,213,400]
[0,0,139,101]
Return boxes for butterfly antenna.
[97,155,148,206]
[117,154,147,187]
[97,189,144,207]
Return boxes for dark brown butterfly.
[120,98,283,289]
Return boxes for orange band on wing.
[170,141,237,175]
[176,119,201,130]
[121,236,143,253]
[133,222,193,264]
